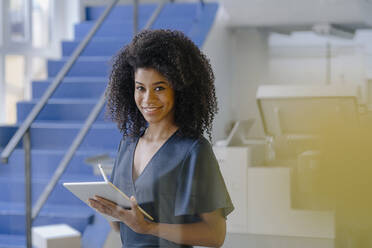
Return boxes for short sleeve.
[175,138,234,218]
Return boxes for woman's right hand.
[89,195,153,235]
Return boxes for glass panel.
[31,57,47,80]
[0,57,5,124]
[9,0,27,42]
[32,0,50,47]
[5,55,25,124]
[0,1,3,46]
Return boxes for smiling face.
[134,68,176,126]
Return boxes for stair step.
[0,202,93,235]
[85,3,201,21]
[47,59,110,77]
[0,123,121,150]
[186,3,218,48]
[0,175,101,205]
[74,18,194,39]
[32,80,107,99]
[85,4,156,22]
[62,40,127,57]
[0,149,115,179]
[0,234,26,248]
[0,125,18,148]
[17,100,106,123]
[36,77,108,83]
[73,37,131,42]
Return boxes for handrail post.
[23,130,32,248]
[133,0,139,35]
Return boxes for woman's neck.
[144,122,179,142]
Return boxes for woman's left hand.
[89,195,153,234]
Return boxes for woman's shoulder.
[117,134,138,151]
[174,133,213,155]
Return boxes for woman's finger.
[94,196,125,213]
[95,196,117,207]
[90,197,131,221]
[130,196,138,207]
[90,198,115,215]
[130,196,142,215]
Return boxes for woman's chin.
[143,116,161,124]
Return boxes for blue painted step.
[0,234,26,248]
[17,100,106,123]
[156,3,206,19]
[74,22,133,39]
[0,149,115,179]
[74,18,194,39]
[0,125,17,148]
[47,58,110,77]
[32,80,107,99]
[85,4,156,22]
[0,175,101,205]
[0,123,120,150]
[86,3,201,21]
[77,3,218,47]
[184,3,218,47]
[0,202,93,235]
[73,37,130,43]
[62,40,126,57]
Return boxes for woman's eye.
[136,86,145,91]
[155,86,165,91]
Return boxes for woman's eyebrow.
[134,81,167,85]
[152,81,167,85]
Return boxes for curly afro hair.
[106,29,218,139]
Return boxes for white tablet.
[63,181,153,221]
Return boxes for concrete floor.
[105,230,334,247]
[223,233,333,248]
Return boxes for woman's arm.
[89,196,226,247]
[146,209,226,247]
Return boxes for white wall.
[204,23,272,141]
[202,6,234,141]
[229,27,269,138]
[220,29,372,140]
[219,0,372,28]
[269,32,370,103]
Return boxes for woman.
[89,29,234,247]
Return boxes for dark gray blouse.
[110,130,234,247]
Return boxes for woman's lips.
[142,106,162,114]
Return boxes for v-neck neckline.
[130,129,179,188]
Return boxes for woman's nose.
[144,90,156,102]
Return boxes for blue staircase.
[0,2,218,247]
